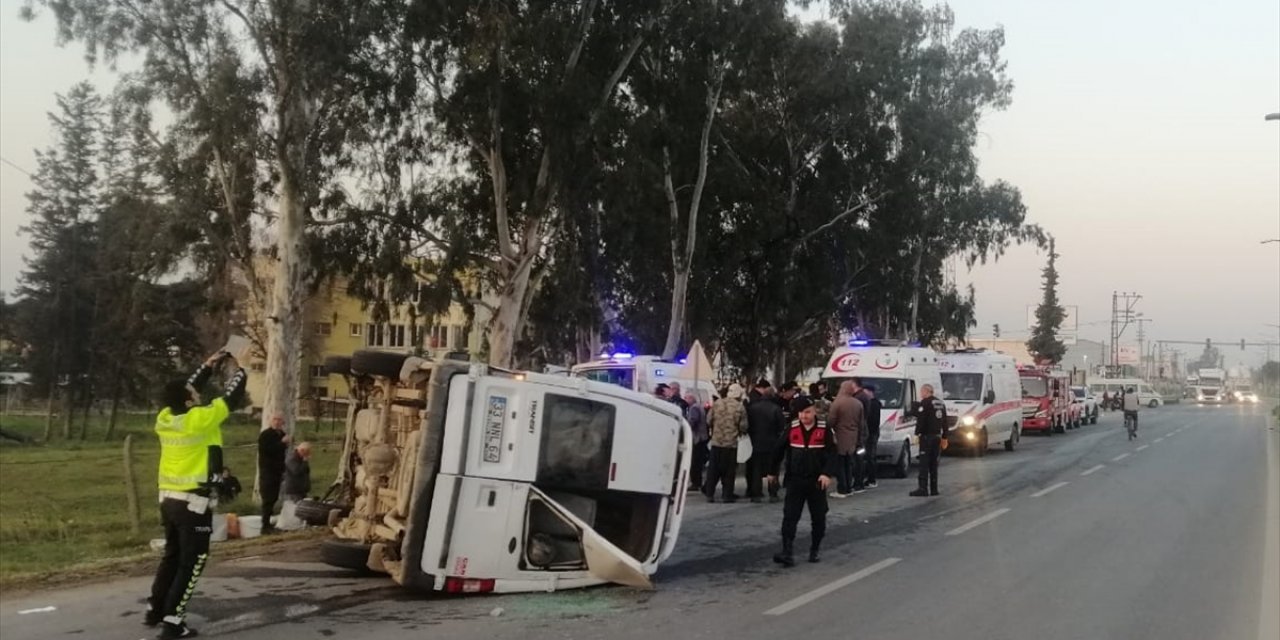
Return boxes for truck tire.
[320,539,374,572]
[295,498,350,527]
[1148,399,1159,409]
[351,350,410,378]
[323,355,352,376]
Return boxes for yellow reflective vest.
[156,398,228,492]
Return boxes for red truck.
[1018,367,1082,435]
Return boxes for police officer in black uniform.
[909,383,948,497]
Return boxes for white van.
[320,352,690,594]
[1087,378,1164,408]
[821,340,943,478]
[937,349,1022,454]
[571,354,719,406]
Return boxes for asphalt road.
[3,403,1277,640]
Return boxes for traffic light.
[993,323,1001,338]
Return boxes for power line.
[0,155,33,177]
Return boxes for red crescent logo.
[831,354,861,373]
[874,354,900,370]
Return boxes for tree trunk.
[261,174,307,435]
[61,387,73,440]
[908,245,924,342]
[486,256,535,369]
[104,374,123,441]
[662,265,691,360]
[43,390,56,442]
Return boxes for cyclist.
[1122,386,1140,435]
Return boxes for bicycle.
[1124,411,1137,440]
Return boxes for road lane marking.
[17,606,56,615]
[945,508,1012,536]
[1081,464,1105,476]
[1031,482,1069,498]
[1136,444,1149,451]
[764,557,901,616]
[1154,437,1165,443]
[1111,453,1131,462]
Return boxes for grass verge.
[0,413,343,587]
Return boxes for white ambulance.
[937,349,1023,454]
[821,340,943,478]
[571,354,719,407]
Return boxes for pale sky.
[2,0,1278,368]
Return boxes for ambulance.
[821,339,943,478]
[937,349,1023,454]
[319,351,691,594]
[571,353,719,406]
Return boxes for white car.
[1071,386,1099,424]
[1233,387,1260,404]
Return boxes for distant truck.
[1195,368,1226,404]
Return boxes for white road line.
[17,606,56,615]
[1111,453,1131,462]
[945,508,1012,536]
[1031,481,1069,498]
[1154,437,1165,443]
[1081,464,1105,476]
[1136,444,1149,451]
[764,557,902,616]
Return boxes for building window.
[367,323,383,347]
[429,325,448,349]
[309,364,326,378]
[349,323,362,337]
[251,362,266,373]
[314,322,332,336]
[311,386,329,398]
[389,324,406,348]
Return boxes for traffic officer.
[765,397,840,566]
[146,351,246,639]
[909,383,948,497]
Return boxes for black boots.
[808,542,821,563]
[909,488,929,497]
[773,539,796,567]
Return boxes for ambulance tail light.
[444,577,496,594]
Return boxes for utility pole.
[1110,291,1142,375]
[1136,317,1152,378]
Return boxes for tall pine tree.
[18,82,103,439]
[1026,237,1067,365]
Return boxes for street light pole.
[1267,113,1280,121]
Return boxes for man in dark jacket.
[860,385,884,489]
[257,415,289,532]
[909,384,948,497]
[765,397,840,566]
[684,392,709,489]
[746,384,787,502]
[282,442,312,502]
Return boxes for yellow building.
[241,271,487,412]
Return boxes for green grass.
[0,412,343,581]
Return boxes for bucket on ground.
[211,513,228,542]
[238,515,263,539]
